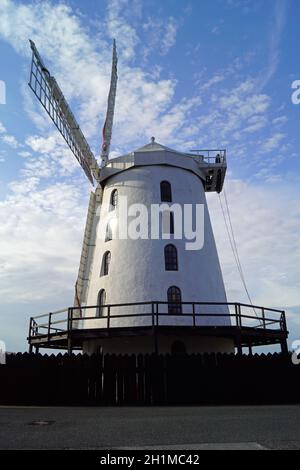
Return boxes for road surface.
[0,405,299,450]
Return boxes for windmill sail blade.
[101,39,118,166]
[28,40,100,185]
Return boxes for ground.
[0,405,299,450]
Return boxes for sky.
[0,0,300,353]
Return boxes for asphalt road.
[0,405,300,450]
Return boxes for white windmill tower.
[27,41,288,356]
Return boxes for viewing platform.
[28,301,288,355]
[189,149,227,193]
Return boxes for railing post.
[28,317,32,338]
[48,312,52,342]
[262,308,266,329]
[280,340,288,355]
[192,303,196,327]
[281,311,287,332]
[151,302,159,354]
[238,303,242,328]
[235,304,243,355]
[28,317,33,353]
[151,302,155,327]
[67,308,72,355]
[235,303,240,328]
[107,306,110,330]
[155,303,159,354]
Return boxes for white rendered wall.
[80,161,231,342]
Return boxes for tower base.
[83,335,235,355]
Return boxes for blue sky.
[0,0,300,352]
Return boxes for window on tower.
[165,244,178,271]
[160,181,172,202]
[110,189,118,210]
[167,286,182,314]
[101,251,111,276]
[96,289,106,317]
[105,223,112,242]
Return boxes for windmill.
[27,40,288,356]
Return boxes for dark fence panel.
[0,352,299,406]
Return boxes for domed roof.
[133,137,176,154]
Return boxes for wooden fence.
[0,352,299,406]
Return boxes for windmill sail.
[101,39,118,166]
[28,40,100,185]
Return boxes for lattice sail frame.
[101,39,118,166]
[28,40,100,185]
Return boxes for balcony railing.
[189,149,227,165]
[28,301,287,341]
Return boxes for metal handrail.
[30,307,69,320]
[189,149,227,164]
[28,301,287,339]
[46,300,283,311]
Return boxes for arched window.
[160,181,172,202]
[167,286,182,314]
[105,223,112,242]
[101,251,111,276]
[165,244,178,271]
[96,289,106,317]
[110,189,118,210]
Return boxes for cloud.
[258,0,286,89]
[142,16,179,59]
[105,0,139,60]
[0,121,6,133]
[272,115,288,126]
[0,0,189,153]
[195,79,272,148]
[0,120,21,148]
[243,115,267,133]
[202,75,225,90]
[2,134,20,148]
[225,0,263,14]
[208,178,300,310]
[261,132,285,152]
[18,150,32,158]
[161,17,178,55]
[23,133,82,179]
[0,178,88,303]
[211,26,220,35]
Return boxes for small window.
[101,251,111,276]
[97,289,106,317]
[105,223,112,242]
[110,189,118,210]
[165,244,178,271]
[160,181,172,202]
[167,286,182,314]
